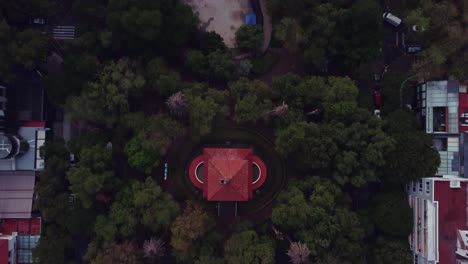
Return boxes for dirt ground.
[184,0,250,48]
[258,48,305,84]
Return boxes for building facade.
[408,177,468,264]
[0,217,41,264]
[417,80,468,177]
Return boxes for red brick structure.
[189,148,267,201]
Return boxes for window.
[433,138,448,151]
[433,107,447,132]
[413,181,416,192]
[426,181,430,194]
[419,180,423,192]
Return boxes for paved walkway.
[259,0,272,53]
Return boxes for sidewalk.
[259,0,272,53]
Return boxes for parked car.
[373,90,382,107]
[30,18,46,25]
[382,12,402,27]
[411,25,425,32]
[69,153,77,166]
[407,45,423,54]
[374,109,381,118]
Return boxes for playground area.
[183,0,251,48]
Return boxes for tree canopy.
[170,202,217,263]
[67,58,145,128]
[224,230,275,264]
[235,25,264,52]
[272,177,365,261]
[267,0,383,73]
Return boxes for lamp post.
[400,75,418,107]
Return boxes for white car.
[374,109,381,118]
[31,18,46,25]
[382,12,402,27]
[411,25,425,32]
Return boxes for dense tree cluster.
[235,25,264,52]
[267,0,383,73]
[8,0,445,263]
[406,0,468,79]
[0,15,47,80]
[272,177,365,262]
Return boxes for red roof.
[0,217,41,236]
[21,121,45,128]
[203,148,253,201]
[0,240,8,264]
[434,181,468,263]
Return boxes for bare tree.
[143,237,165,259]
[306,108,321,116]
[268,102,288,117]
[166,91,187,116]
[287,242,311,264]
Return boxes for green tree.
[384,110,440,183]
[171,202,215,263]
[95,178,179,241]
[67,58,145,128]
[195,255,224,264]
[230,78,272,123]
[373,236,412,264]
[275,122,338,170]
[0,19,47,79]
[72,0,106,30]
[84,241,142,264]
[186,49,234,81]
[186,49,208,79]
[199,31,227,53]
[271,185,314,229]
[206,49,235,81]
[35,139,70,223]
[235,25,264,52]
[145,58,184,97]
[372,191,412,237]
[66,144,114,208]
[185,86,229,138]
[9,28,47,69]
[33,225,72,264]
[275,18,305,51]
[124,134,161,174]
[45,52,98,106]
[272,177,365,260]
[224,230,275,264]
[339,0,383,70]
[106,0,197,53]
[132,177,180,231]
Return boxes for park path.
[259,0,272,53]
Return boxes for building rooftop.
[203,148,253,201]
[189,148,267,202]
[0,217,41,236]
[433,179,468,263]
[0,171,35,219]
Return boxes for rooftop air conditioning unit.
[450,180,461,188]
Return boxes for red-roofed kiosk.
[189,148,267,201]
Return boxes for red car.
[373,90,382,108]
